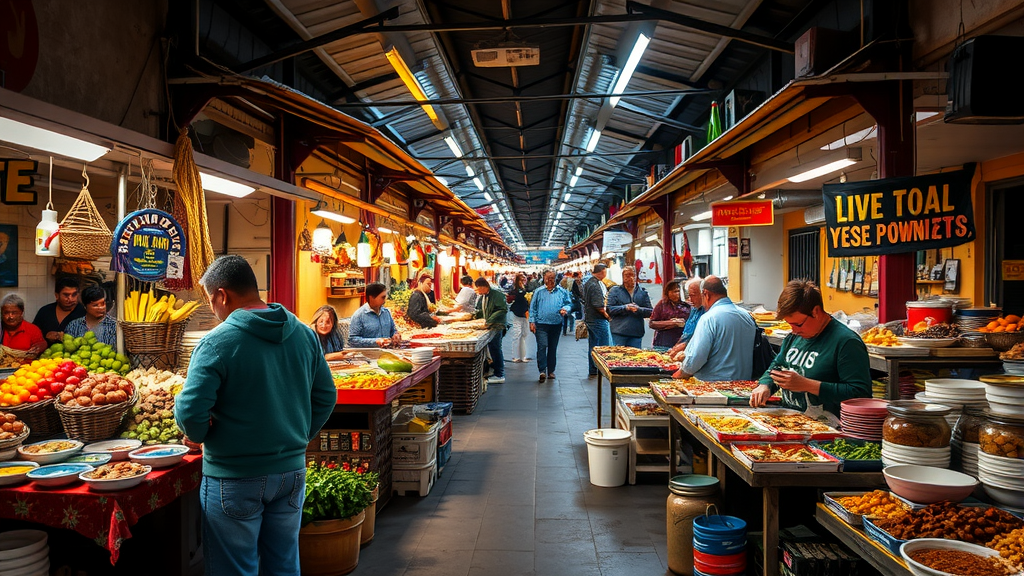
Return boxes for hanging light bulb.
[458,253,467,267]
[356,229,371,267]
[382,241,396,263]
[312,219,333,253]
[591,247,600,261]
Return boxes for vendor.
[749,280,872,418]
[407,273,440,328]
[310,305,346,360]
[1,294,46,355]
[349,282,402,349]
[64,285,117,346]
[32,277,86,344]
[449,275,478,314]
[648,280,690,348]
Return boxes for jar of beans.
[980,414,1024,459]
[953,404,989,445]
[882,401,952,448]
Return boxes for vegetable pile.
[817,438,882,460]
[41,331,131,375]
[120,368,187,445]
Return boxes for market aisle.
[356,333,670,576]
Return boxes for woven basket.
[56,386,139,443]
[7,399,62,440]
[60,184,113,260]
[0,426,29,450]
[120,320,190,354]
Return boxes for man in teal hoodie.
[175,255,336,576]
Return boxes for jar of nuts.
[953,404,990,445]
[883,401,952,448]
[980,414,1024,459]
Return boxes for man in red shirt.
[1,294,46,355]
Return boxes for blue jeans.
[562,312,575,334]
[587,319,612,375]
[612,334,642,348]
[487,329,504,378]
[534,323,562,374]
[201,469,306,576]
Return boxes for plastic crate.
[393,460,436,497]
[437,438,452,470]
[392,422,439,466]
[398,378,435,405]
[437,354,484,414]
[414,402,454,421]
[437,416,452,446]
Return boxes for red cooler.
[906,300,953,330]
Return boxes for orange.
[1007,315,1022,324]
[988,321,1000,330]
[994,326,1007,333]
[999,318,1010,326]
[1008,324,1019,332]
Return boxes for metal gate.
[788,228,820,286]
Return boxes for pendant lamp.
[382,241,396,263]
[356,230,371,267]
[312,219,333,253]
[36,158,60,256]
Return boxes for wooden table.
[592,352,671,428]
[652,392,885,576]
[815,503,911,576]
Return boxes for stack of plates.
[978,451,1024,508]
[882,441,951,468]
[179,331,210,370]
[406,347,435,365]
[0,530,49,576]
[898,373,921,399]
[840,398,889,441]
[985,379,1024,417]
[920,379,988,426]
[957,441,980,477]
[1004,359,1024,376]
[956,307,1001,332]
[914,392,963,428]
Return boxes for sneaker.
[512,358,522,363]
[547,373,556,379]
[524,357,534,362]
[487,376,505,384]
[538,373,547,383]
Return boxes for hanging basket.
[60,185,113,260]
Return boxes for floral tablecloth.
[0,454,202,564]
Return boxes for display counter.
[591,348,678,428]
[815,503,911,576]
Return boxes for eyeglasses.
[788,313,813,329]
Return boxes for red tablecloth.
[0,454,202,564]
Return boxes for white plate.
[925,378,986,391]
[988,400,1024,417]
[0,530,47,561]
[0,461,39,487]
[897,337,958,348]
[79,464,152,491]
[128,444,187,468]
[83,439,141,461]
[0,543,47,572]
[882,441,950,456]
[16,440,83,464]
[900,538,1021,576]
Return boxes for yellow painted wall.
[727,226,742,301]
[295,201,364,323]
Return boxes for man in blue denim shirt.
[668,278,705,360]
[529,269,572,382]
[348,283,402,348]
[583,264,613,377]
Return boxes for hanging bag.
[60,168,113,260]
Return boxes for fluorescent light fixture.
[723,196,734,201]
[384,47,440,125]
[645,234,658,242]
[575,166,584,176]
[312,208,356,224]
[483,192,493,202]
[564,193,572,202]
[691,211,713,221]
[585,130,602,153]
[200,172,255,198]
[569,174,580,187]
[788,148,862,183]
[609,33,651,108]
[821,126,875,151]
[0,117,110,162]
[378,226,394,234]
[465,165,475,177]
[559,202,566,212]
[473,177,484,191]
[444,136,463,157]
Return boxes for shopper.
[559,272,581,336]
[407,273,440,328]
[64,284,117,346]
[648,280,691,348]
[450,275,478,314]
[749,280,872,418]
[0,294,46,355]
[607,267,653,348]
[506,273,532,363]
[348,283,402,349]
[475,277,509,384]
[667,278,706,360]
[583,264,613,378]
[175,255,336,576]
[32,276,86,344]
[526,273,541,292]
[528,269,572,382]
[675,276,756,381]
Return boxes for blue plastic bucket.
[693,514,747,556]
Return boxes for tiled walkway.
[356,332,671,576]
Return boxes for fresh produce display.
[978,314,1023,334]
[593,346,644,355]
[56,372,134,407]
[376,352,412,373]
[0,412,27,441]
[861,326,901,346]
[733,443,836,463]
[125,367,185,395]
[834,490,907,520]
[872,502,1023,544]
[22,440,79,454]
[907,548,1014,576]
[1000,344,1024,360]
[409,333,444,340]
[990,528,1024,570]
[333,372,404,390]
[816,438,882,460]
[40,332,131,375]
[84,461,150,479]
[120,370,185,444]
[0,358,79,406]
[905,323,961,339]
[124,290,200,323]
[623,401,666,417]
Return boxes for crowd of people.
[1,277,113,358]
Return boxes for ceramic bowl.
[0,530,47,562]
[979,451,1024,475]
[65,453,112,466]
[984,481,1024,508]
[25,463,93,488]
[79,464,152,492]
[987,400,1024,417]
[16,440,83,464]
[925,378,986,393]
[900,538,1020,576]
[0,544,48,574]
[128,444,187,468]
[0,461,39,487]
[884,465,978,504]
[0,446,17,462]
[82,439,142,461]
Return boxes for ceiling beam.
[333,87,717,108]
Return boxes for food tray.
[862,516,908,556]
[809,439,883,472]
[606,365,673,374]
[697,412,777,443]
[865,344,930,357]
[822,491,876,526]
[691,391,729,406]
[650,383,693,405]
[617,398,668,419]
[742,408,843,442]
[730,442,841,472]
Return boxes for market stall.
[400,321,494,415]
[591,346,679,428]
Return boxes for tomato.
[49,382,65,394]
[37,388,52,398]
[65,376,80,386]
[72,366,88,379]
[53,371,67,383]
[25,383,38,395]
[27,395,38,403]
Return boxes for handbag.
[575,321,589,341]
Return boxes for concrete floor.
[356,331,672,576]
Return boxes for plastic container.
[906,300,953,329]
[392,460,436,497]
[692,512,747,556]
[666,475,721,576]
[392,421,438,466]
[980,414,1024,459]
[952,405,988,445]
[583,429,631,487]
[882,401,951,448]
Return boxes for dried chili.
[909,548,1013,576]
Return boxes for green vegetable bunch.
[120,387,183,444]
[302,462,374,526]
[822,438,881,460]
[41,332,130,375]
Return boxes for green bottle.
[707,101,723,142]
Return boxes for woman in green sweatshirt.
[749,280,872,419]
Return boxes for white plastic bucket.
[584,428,632,487]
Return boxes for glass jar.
[952,405,989,445]
[882,401,952,448]
[667,475,721,576]
[980,414,1024,459]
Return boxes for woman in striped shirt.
[64,285,117,346]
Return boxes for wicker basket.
[0,426,29,451]
[56,386,139,443]
[60,184,113,260]
[7,399,62,440]
[120,320,190,353]
[987,332,1024,352]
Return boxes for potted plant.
[299,462,375,576]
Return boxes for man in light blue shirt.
[348,283,402,348]
[677,276,755,382]
[668,278,706,359]
[528,269,572,382]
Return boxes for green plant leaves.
[301,464,375,525]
